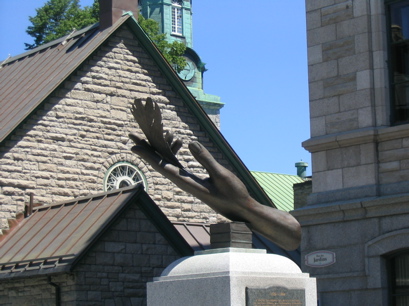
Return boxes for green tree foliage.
[137,14,186,72]
[25,0,98,49]
[25,0,186,71]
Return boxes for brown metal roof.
[0,186,145,278]
[0,188,299,279]
[0,184,194,280]
[0,16,130,144]
[173,223,211,251]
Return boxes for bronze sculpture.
[129,98,301,251]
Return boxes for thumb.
[188,142,226,178]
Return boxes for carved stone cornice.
[302,124,409,153]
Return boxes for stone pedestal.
[147,247,317,306]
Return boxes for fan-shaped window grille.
[104,162,147,191]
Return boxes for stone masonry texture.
[0,199,181,305]
[72,202,180,305]
[296,1,409,304]
[0,26,230,231]
[303,0,409,198]
[0,274,76,305]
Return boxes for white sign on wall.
[305,250,336,267]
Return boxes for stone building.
[0,186,188,305]
[0,0,272,232]
[0,0,300,304]
[293,1,409,304]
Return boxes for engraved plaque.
[246,286,305,306]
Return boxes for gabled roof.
[251,171,305,212]
[0,22,108,144]
[0,12,274,210]
[0,185,192,279]
[0,184,300,281]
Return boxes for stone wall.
[293,194,409,305]
[378,126,409,192]
[0,199,181,305]
[305,0,389,134]
[302,1,409,202]
[73,202,180,305]
[0,274,76,305]
[0,26,229,230]
[296,1,409,304]
[293,180,312,209]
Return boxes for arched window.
[172,0,183,35]
[103,162,147,191]
[389,250,409,304]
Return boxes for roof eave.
[0,17,130,145]
[69,185,193,271]
[0,185,193,280]
[1,23,100,66]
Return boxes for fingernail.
[189,142,202,154]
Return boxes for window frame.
[171,0,183,36]
[103,161,147,192]
[387,249,409,305]
[385,0,409,125]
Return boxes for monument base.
[148,248,316,306]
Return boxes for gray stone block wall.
[302,1,407,200]
[304,1,382,196]
[72,203,180,305]
[378,130,409,187]
[0,274,76,305]
[293,180,312,209]
[306,0,374,138]
[292,194,409,305]
[297,1,409,304]
[0,27,229,230]
[0,200,182,305]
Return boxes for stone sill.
[377,123,409,141]
[302,124,409,153]
[291,192,409,226]
[301,270,365,280]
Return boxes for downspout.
[28,193,33,216]
[48,276,61,306]
[368,1,381,197]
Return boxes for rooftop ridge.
[251,170,303,177]
[32,185,143,212]
[0,22,100,66]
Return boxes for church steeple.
[139,0,224,128]
[139,0,193,48]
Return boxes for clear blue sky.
[0,0,311,176]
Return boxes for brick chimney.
[99,0,139,30]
